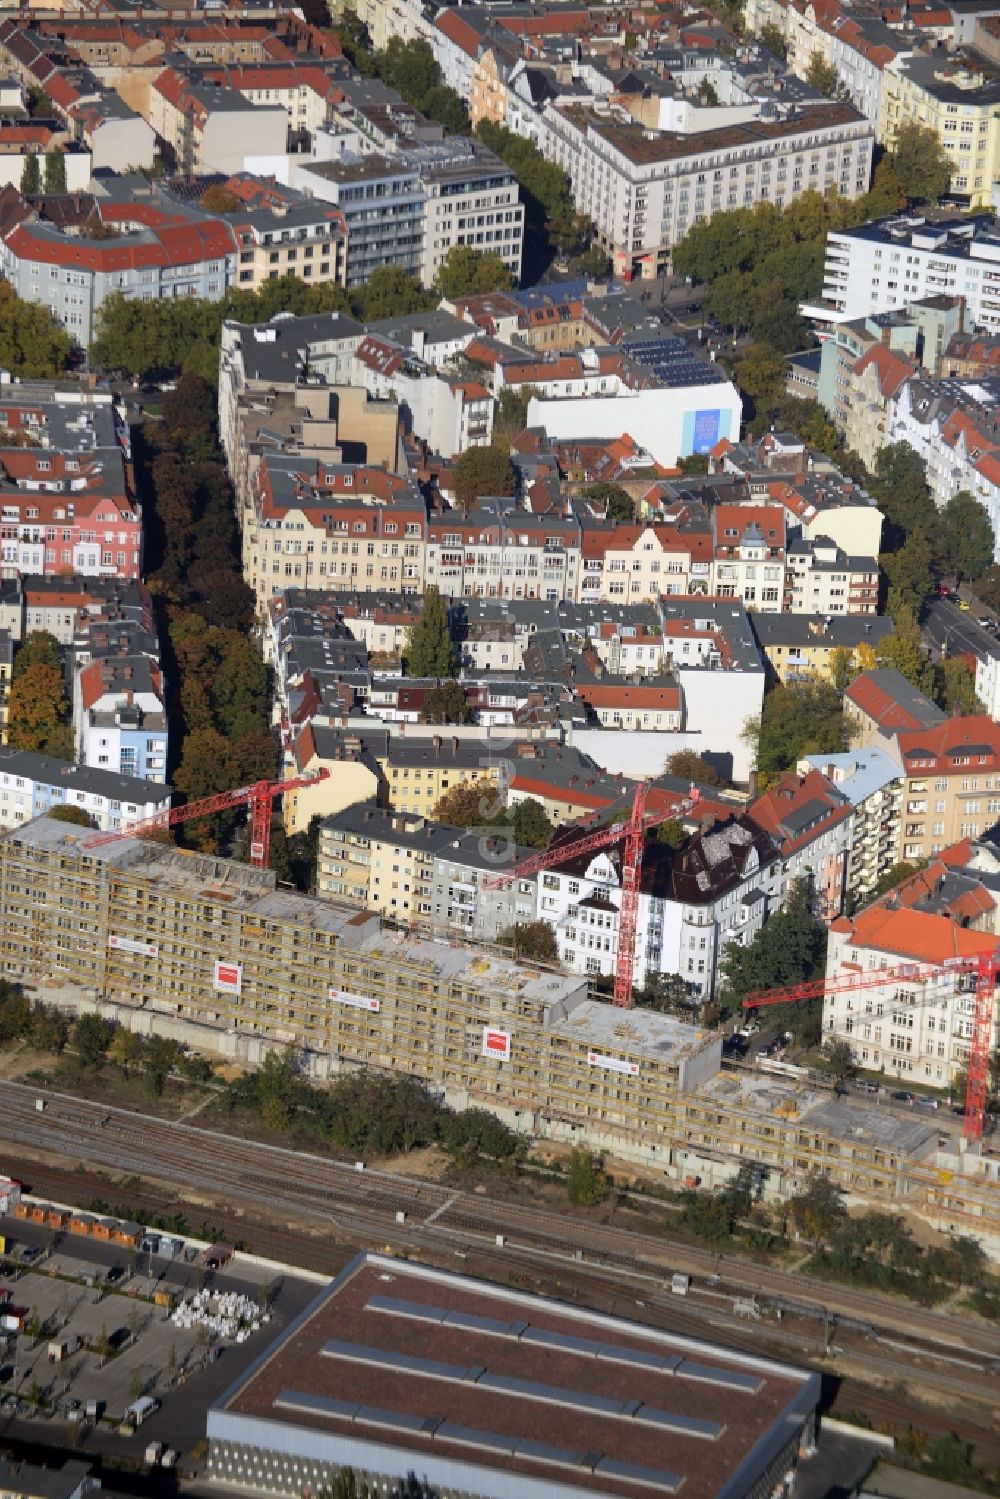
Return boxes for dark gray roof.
[0,746,169,803]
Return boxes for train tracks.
[2,1078,998,1423]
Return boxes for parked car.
[890,1090,915,1105]
[915,1095,939,1110]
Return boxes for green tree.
[31,1004,68,1054]
[973,563,1000,613]
[882,529,934,616]
[0,281,70,377]
[677,452,709,476]
[19,152,40,195]
[6,662,73,757]
[665,749,722,786]
[788,1173,845,1245]
[199,184,241,213]
[13,631,60,678]
[718,878,826,1019]
[566,1148,610,1207]
[420,680,472,724]
[111,1027,144,1077]
[869,440,941,554]
[43,149,66,194]
[357,265,434,322]
[733,342,787,413]
[492,385,531,445]
[889,123,952,204]
[875,606,936,696]
[442,1107,523,1166]
[759,21,787,57]
[817,1037,857,1085]
[144,1034,179,1096]
[940,490,994,582]
[865,158,907,217]
[805,51,839,97]
[46,804,97,828]
[934,656,980,716]
[0,983,31,1043]
[499,919,559,964]
[580,482,634,521]
[435,244,512,298]
[451,445,517,509]
[403,586,459,677]
[653,818,686,847]
[873,860,922,898]
[433,777,505,828]
[72,1014,112,1070]
[745,681,845,780]
[511,798,553,851]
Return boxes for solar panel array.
[621,333,724,388]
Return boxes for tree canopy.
[13,630,61,679]
[433,777,505,828]
[420,680,472,725]
[745,681,846,781]
[718,879,827,1029]
[43,148,66,194]
[805,51,838,97]
[498,919,559,964]
[665,749,722,787]
[940,491,994,582]
[435,244,512,298]
[475,118,591,271]
[403,586,459,678]
[889,123,952,205]
[47,804,98,828]
[451,445,517,509]
[6,662,73,758]
[0,281,69,377]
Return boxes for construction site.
[1,814,999,1253]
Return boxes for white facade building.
[0,747,170,834]
[537,98,874,281]
[535,816,782,999]
[812,213,1000,331]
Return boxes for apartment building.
[749,769,854,920]
[297,154,426,287]
[751,613,890,684]
[824,901,997,1088]
[149,66,287,174]
[245,456,426,616]
[75,656,167,781]
[316,802,460,923]
[0,630,10,745]
[784,536,879,615]
[424,506,581,604]
[0,747,169,832]
[711,505,786,613]
[844,667,945,753]
[896,716,1000,861]
[801,747,903,907]
[879,52,1000,209]
[812,213,1000,331]
[0,177,345,343]
[537,99,873,281]
[0,815,961,1204]
[299,138,524,290]
[0,450,140,583]
[887,383,1000,557]
[0,574,152,645]
[535,814,782,998]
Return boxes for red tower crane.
[482,781,698,1007]
[742,951,999,1144]
[82,769,331,870]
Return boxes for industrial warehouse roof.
[210,1253,820,1499]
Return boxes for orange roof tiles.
[844,905,995,966]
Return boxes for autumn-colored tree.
[6,662,73,756]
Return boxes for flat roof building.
[206,1252,822,1499]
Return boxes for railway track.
[2,1080,999,1381]
[6,1142,1000,1470]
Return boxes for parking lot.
[0,1216,323,1465]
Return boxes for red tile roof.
[841,905,995,966]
